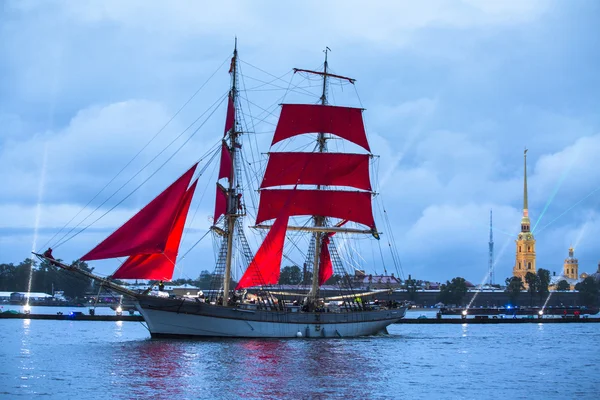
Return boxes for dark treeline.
[2,260,598,306]
[0,258,94,299]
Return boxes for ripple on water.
[0,320,598,399]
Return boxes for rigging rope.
[40,56,231,252]
[53,95,226,249]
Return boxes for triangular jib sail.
[112,180,198,281]
[81,164,198,280]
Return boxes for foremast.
[222,40,241,304]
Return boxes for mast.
[222,39,239,305]
[308,47,330,306]
[488,209,494,285]
[240,49,375,294]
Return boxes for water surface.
[1,315,598,399]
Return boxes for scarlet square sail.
[240,99,377,289]
[256,189,375,229]
[272,104,370,152]
[260,152,371,191]
[81,164,197,261]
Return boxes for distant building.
[589,262,600,284]
[122,282,200,297]
[550,248,597,290]
[2,292,53,304]
[353,270,401,289]
[563,247,579,280]
[513,149,536,287]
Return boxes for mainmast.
[488,209,494,285]
[222,39,239,305]
[308,47,330,306]
[238,48,375,294]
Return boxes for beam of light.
[29,143,49,302]
[31,144,48,254]
[466,236,512,310]
[573,216,592,250]
[532,147,580,233]
[541,292,553,314]
[377,99,434,189]
[535,185,600,235]
[492,227,515,237]
[573,196,600,249]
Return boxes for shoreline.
[2,311,598,324]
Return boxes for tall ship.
[36,43,407,338]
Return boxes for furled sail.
[224,92,235,136]
[272,104,370,151]
[256,189,375,229]
[218,142,232,180]
[260,152,371,191]
[112,180,198,280]
[213,183,227,223]
[318,233,334,285]
[81,164,198,261]
[318,220,346,285]
[236,204,291,290]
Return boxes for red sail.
[213,183,227,223]
[112,180,197,280]
[218,142,232,180]
[224,92,235,135]
[261,152,371,191]
[236,204,291,290]
[272,104,370,152]
[256,189,375,229]
[81,164,198,261]
[318,233,334,286]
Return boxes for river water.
[0,310,598,399]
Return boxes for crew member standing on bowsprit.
[43,247,54,259]
[43,248,60,266]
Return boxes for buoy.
[296,331,303,338]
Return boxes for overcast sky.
[1,0,599,284]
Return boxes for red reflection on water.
[232,339,371,399]
[121,341,187,398]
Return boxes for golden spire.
[523,149,528,213]
[521,149,531,233]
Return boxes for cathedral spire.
[521,149,531,233]
[523,149,528,213]
[514,149,536,284]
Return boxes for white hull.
[135,298,406,338]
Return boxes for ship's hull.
[135,295,406,338]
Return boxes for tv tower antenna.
[489,209,494,285]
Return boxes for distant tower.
[563,247,578,280]
[513,149,536,285]
[489,209,494,285]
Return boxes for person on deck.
[158,281,165,292]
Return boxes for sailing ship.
[36,43,407,338]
